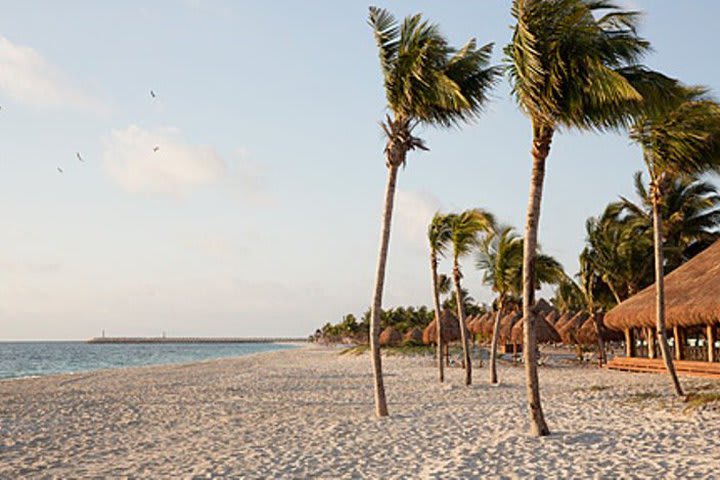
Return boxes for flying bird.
[76,152,84,162]
[153,146,160,152]
[57,167,64,173]
[150,90,156,99]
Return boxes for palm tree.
[616,172,720,271]
[584,205,654,302]
[428,213,452,382]
[476,226,564,384]
[505,0,678,435]
[628,91,720,397]
[448,209,495,386]
[367,7,501,417]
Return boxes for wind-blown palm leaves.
[367,7,501,417]
[627,88,720,397]
[428,213,452,382]
[616,172,720,271]
[448,209,495,386]
[584,205,654,302]
[505,0,679,436]
[476,227,564,384]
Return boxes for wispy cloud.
[0,35,105,112]
[394,189,443,251]
[103,125,269,200]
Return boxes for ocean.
[0,342,295,380]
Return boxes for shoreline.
[0,342,300,384]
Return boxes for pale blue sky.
[1,1,718,339]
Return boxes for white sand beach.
[2,345,719,479]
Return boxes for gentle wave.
[0,342,295,380]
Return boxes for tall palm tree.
[448,209,495,386]
[629,91,720,396]
[476,226,564,384]
[616,172,720,271]
[367,7,501,417]
[584,205,654,302]
[428,213,452,382]
[505,0,678,435]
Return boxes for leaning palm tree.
[629,90,720,396]
[448,209,495,386]
[505,0,680,435]
[616,172,720,271]
[367,7,501,417]
[476,226,564,384]
[428,213,452,382]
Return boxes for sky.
[1,1,719,340]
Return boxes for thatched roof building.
[403,327,423,345]
[498,312,522,344]
[380,327,402,347]
[422,310,461,345]
[510,315,561,344]
[553,312,575,331]
[544,310,560,325]
[575,314,624,345]
[605,240,720,331]
[557,312,589,344]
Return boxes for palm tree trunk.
[593,313,606,366]
[430,251,444,383]
[522,124,552,437]
[453,262,472,386]
[651,195,684,397]
[369,163,400,417]
[489,297,505,384]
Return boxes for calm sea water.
[0,342,295,380]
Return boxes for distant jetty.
[87,337,307,344]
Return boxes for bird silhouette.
[150,90,156,98]
[57,167,64,173]
[76,152,84,162]
[153,146,160,152]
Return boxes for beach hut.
[403,327,423,346]
[553,311,575,331]
[497,312,522,354]
[422,310,461,345]
[535,298,554,316]
[544,310,560,326]
[480,312,496,338]
[575,314,623,345]
[557,312,588,344]
[605,240,720,371]
[510,315,561,345]
[379,327,402,347]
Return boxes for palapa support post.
[673,326,682,360]
[624,329,635,357]
[647,327,656,359]
[707,325,716,363]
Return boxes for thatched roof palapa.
[605,240,720,331]
[379,327,402,347]
[510,315,561,344]
[422,310,461,345]
[554,312,577,331]
[557,312,589,344]
[498,312,522,344]
[575,314,624,345]
[544,310,560,325]
[403,327,423,345]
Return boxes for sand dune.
[1,345,719,478]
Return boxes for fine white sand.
[1,345,719,478]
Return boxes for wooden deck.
[607,357,720,379]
